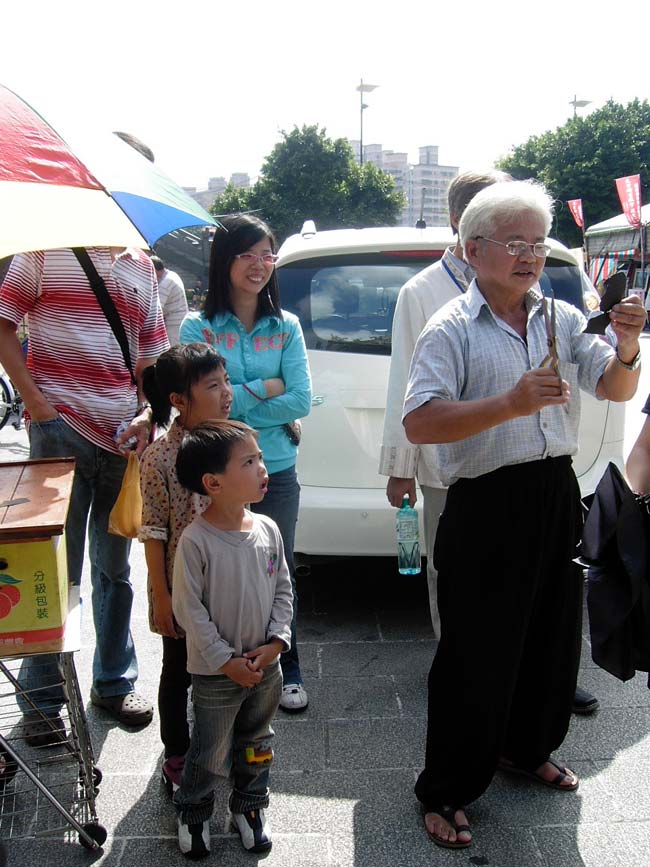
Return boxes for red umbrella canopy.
[0,83,216,257]
[1,85,103,190]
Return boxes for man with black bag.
[0,246,169,742]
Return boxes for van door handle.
[311,395,324,406]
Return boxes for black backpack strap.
[72,248,137,386]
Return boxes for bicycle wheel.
[0,376,13,431]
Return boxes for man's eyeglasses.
[476,237,551,259]
[234,253,279,265]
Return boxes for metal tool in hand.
[540,290,569,412]
[540,290,559,372]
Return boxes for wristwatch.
[136,401,151,415]
[615,349,641,370]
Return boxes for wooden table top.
[0,458,75,542]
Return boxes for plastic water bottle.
[396,494,421,575]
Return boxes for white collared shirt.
[157,268,188,345]
[403,279,614,486]
[379,248,472,487]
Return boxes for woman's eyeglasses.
[234,253,279,265]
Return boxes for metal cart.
[0,588,106,850]
[0,459,106,851]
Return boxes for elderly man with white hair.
[403,180,645,849]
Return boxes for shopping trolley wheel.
[0,746,17,789]
[79,821,107,850]
[78,764,103,793]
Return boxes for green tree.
[210,125,405,243]
[344,161,406,227]
[210,183,252,218]
[497,99,650,246]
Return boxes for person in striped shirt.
[0,246,169,742]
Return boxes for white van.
[276,226,624,560]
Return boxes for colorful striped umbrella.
[0,83,217,259]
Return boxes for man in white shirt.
[382,172,602,715]
[404,180,645,849]
[380,171,508,635]
[151,256,188,345]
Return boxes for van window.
[277,252,585,356]
[542,258,586,312]
[278,252,441,355]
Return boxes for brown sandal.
[498,757,579,791]
[422,805,472,849]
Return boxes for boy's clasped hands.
[221,638,285,688]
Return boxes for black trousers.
[159,635,191,758]
[414,456,583,810]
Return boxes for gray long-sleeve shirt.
[172,513,293,675]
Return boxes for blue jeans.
[250,465,302,684]
[17,418,138,716]
[174,662,282,823]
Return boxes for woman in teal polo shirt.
[180,214,312,711]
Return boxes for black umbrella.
[581,461,650,683]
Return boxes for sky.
[2,0,649,193]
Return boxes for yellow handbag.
[108,452,143,538]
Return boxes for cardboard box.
[0,458,75,657]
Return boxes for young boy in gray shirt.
[172,420,293,860]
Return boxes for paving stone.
[290,641,319,679]
[298,612,380,643]
[391,674,430,718]
[319,641,436,678]
[94,771,239,839]
[331,821,546,867]
[576,666,650,709]
[580,636,600,667]
[272,719,327,771]
[119,833,336,866]
[5,837,122,866]
[86,772,178,838]
[327,717,426,770]
[270,768,416,834]
[273,675,400,721]
[534,822,650,867]
[485,760,625,825]
[562,708,650,761]
[376,608,436,641]
[84,716,161,776]
[594,752,650,820]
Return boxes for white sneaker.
[177,817,210,859]
[231,808,272,852]
[279,682,308,713]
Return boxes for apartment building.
[185,172,252,211]
[350,141,458,228]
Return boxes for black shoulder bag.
[72,248,137,386]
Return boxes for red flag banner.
[567,199,584,228]
[615,175,642,227]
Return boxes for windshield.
[278,252,585,356]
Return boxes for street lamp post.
[356,79,378,165]
[569,94,592,118]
